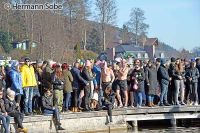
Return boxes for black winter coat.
[42,94,54,110]
[157,65,170,85]
[4,98,18,113]
[185,67,199,83]
[145,66,157,95]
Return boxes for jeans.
[174,80,185,104]
[134,91,142,107]
[148,94,154,103]
[190,82,198,103]
[160,82,169,104]
[9,112,24,128]
[43,107,60,125]
[0,114,10,133]
[23,87,33,113]
[142,91,146,105]
[63,92,71,110]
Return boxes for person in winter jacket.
[196,58,200,103]
[5,88,27,133]
[51,64,64,112]
[130,59,145,108]
[62,63,73,112]
[157,59,170,106]
[145,60,157,107]
[42,83,65,130]
[71,62,88,112]
[81,60,95,111]
[185,61,200,105]
[102,85,115,124]
[20,57,37,115]
[0,89,10,133]
[172,59,186,105]
[9,61,23,110]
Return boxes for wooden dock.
[1,105,200,133]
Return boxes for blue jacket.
[92,65,101,86]
[70,67,87,89]
[9,68,23,95]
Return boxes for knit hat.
[7,88,15,101]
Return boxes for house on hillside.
[106,38,168,60]
[12,40,37,50]
[115,43,148,59]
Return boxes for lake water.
[90,127,200,133]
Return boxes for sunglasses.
[25,60,30,62]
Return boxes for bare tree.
[95,0,117,51]
[127,8,149,46]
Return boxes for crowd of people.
[0,56,200,133]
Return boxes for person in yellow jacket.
[20,57,37,116]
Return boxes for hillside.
[157,41,180,58]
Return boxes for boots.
[148,102,152,107]
[57,125,65,130]
[18,128,28,133]
[151,102,155,107]
[74,107,78,112]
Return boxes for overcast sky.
[115,0,200,51]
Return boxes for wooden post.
[132,120,138,127]
[170,119,177,127]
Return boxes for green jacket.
[63,70,73,93]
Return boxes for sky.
[115,0,200,51]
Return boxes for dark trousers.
[43,107,60,125]
[84,85,91,110]
[103,104,113,122]
[72,89,79,107]
[168,81,175,104]
[185,82,190,103]
[33,88,41,113]
[0,114,10,133]
[9,111,24,128]
[190,82,198,103]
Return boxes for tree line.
[0,0,177,62]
